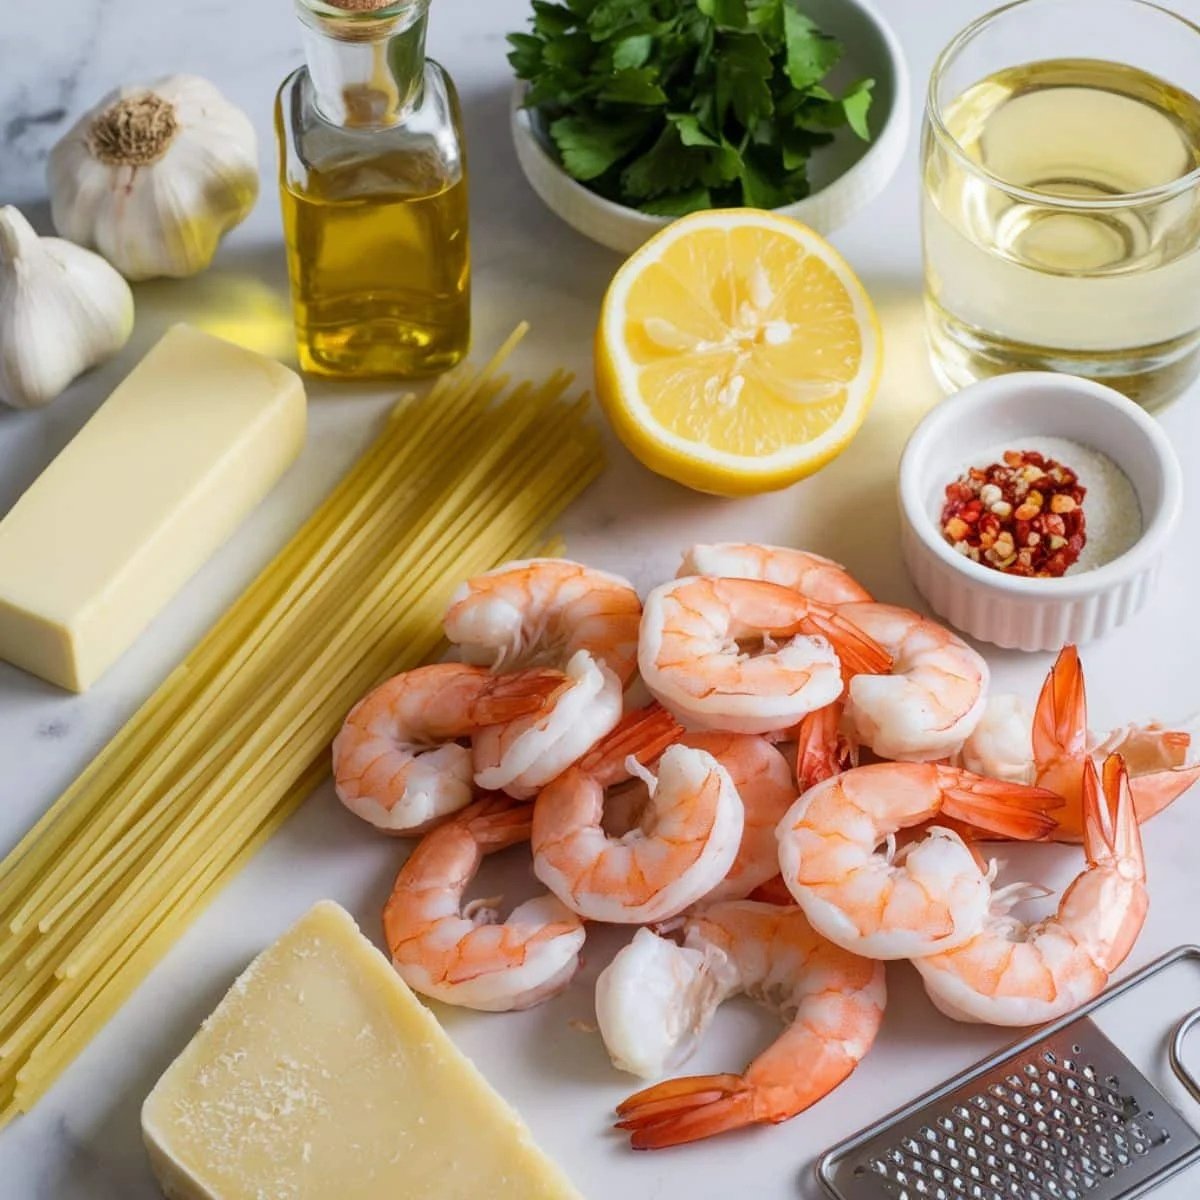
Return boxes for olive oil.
[279,159,469,378]
[277,0,470,379]
[923,58,1200,407]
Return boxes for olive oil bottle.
[276,0,470,378]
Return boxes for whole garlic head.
[0,206,134,409]
[48,75,259,281]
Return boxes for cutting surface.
[1,1,1200,1197]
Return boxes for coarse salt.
[961,436,1141,575]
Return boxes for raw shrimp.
[531,707,745,924]
[472,649,624,799]
[383,795,586,1011]
[679,543,872,605]
[639,576,892,735]
[914,755,1147,1025]
[443,557,641,683]
[962,646,1200,841]
[604,901,885,1148]
[333,663,564,834]
[776,762,1061,959]
[837,602,989,761]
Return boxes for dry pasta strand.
[0,327,602,1122]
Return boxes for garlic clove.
[48,75,259,281]
[0,206,134,409]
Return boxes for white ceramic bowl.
[510,0,910,254]
[898,373,1183,652]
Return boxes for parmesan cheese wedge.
[142,901,584,1200]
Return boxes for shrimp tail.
[1129,764,1200,824]
[456,793,534,850]
[803,609,892,681]
[472,667,573,727]
[795,701,849,792]
[1085,755,1145,879]
[615,1074,756,1149]
[933,766,1062,840]
[579,704,684,786]
[1032,645,1088,770]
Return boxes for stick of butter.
[0,323,305,691]
[142,901,585,1200]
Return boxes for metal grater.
[819,946,1200,1200]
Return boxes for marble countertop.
[3,0,1200,1196]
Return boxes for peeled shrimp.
[444,558,640,795]
[604,901,885,1148]
[776,762,1060,959]
[531,707,745,924]
[639,576,892,735]
[600,731,796,904]
[914,755,1147,1025]
[679,543,872,606]
[383,795,585,1011]
[685,732,796,902]
[443,557,641,683]
[333,663,563,834]
[471,649,624,799]
[836,602,989,761]
[962,646,1200,841]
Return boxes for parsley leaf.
[508,0,872,215]
[611,33,653,69]
[697,0,748,30]
[841,77,875,140]
[715,32,773,127]
[550,113,654,180]
[783,6,842,90]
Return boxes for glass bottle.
[276,0,470,379]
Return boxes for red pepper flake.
[940,450,1087,578]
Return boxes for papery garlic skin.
[48,75,259,281]
[0,207,135,409]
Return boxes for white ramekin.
[898,373,1183,652]
[509,0,910,255]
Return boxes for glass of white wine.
[923,0,1200,410]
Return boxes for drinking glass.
[922,0,1200,410]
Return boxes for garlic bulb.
[0,206,134,410]
[48,75,259,281]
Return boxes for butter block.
[142,901,584,1200]
[0,324,305,691]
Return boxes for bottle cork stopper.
[323,0,400,9]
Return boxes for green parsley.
[508,0,874,215]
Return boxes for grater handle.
[1171,1005,1200,1105]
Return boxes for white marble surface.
[2,1,1200,1196]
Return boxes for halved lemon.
[595,209,882,496]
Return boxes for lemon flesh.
[596,209,882,496]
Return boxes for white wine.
[923,58,1200,408]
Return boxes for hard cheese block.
[142,901,584,1200]
[0,323,305,691]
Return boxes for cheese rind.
[142,901,585,1200]
[0,324,305,691]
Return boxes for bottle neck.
[296,0,430,128]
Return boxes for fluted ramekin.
[898,373,1183,652]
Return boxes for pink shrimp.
[383,795,585,1011]
[915,755,1147,1025]
[531,707,746,924]
[332,663,564,834]
[611,902,885,1148]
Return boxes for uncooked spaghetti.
[0,326,603,1120]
